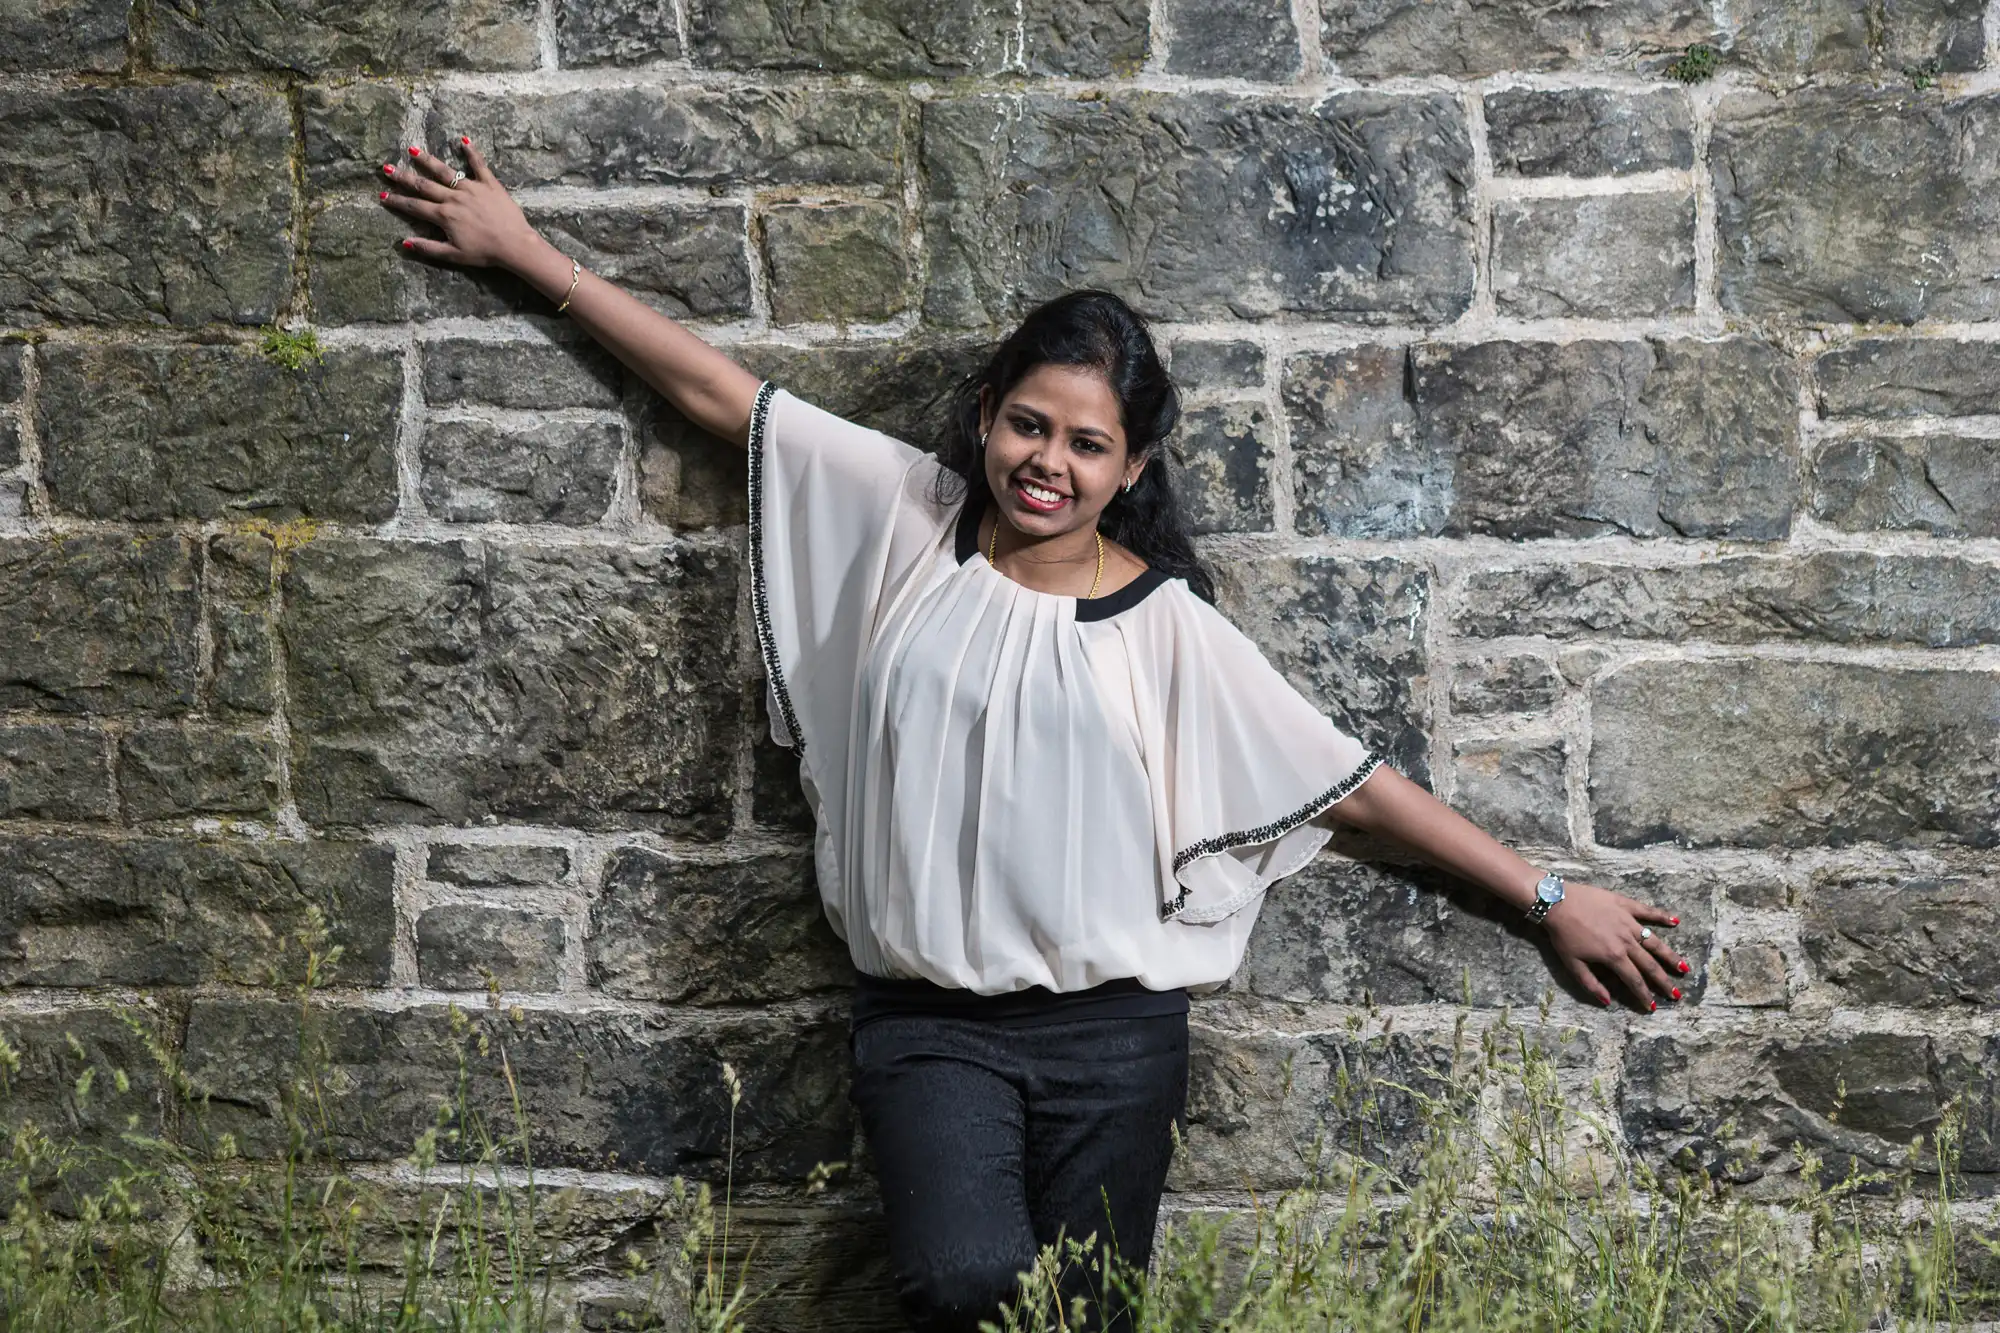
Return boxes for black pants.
[848,1012,1190,1333]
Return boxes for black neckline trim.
[953,490,1170,622]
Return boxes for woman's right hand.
[379,139,541,271]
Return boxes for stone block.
[0,342,24,401]
[1211,555,1432,783]
[637,405,751,530]
[0,723,113,822]
[1173,1022,1451,1189]
[302,81,410,193]
[1726,0,1984,79]
[1491,193,1694,318]
[1623,1025,1999,1188]
[1450,737,1569,846]
[420,419,622,525]
[1815,339,2000,418]
[0,1007,167,1152]
[416,905,565,991]
[1164,0,1301,79]
[1714,943,1789,1007]
[1169,340,1264,392]
[1484,88,1693,176]
[1449,654,1561,717]
[118,724,282,822]
[556,0,682,63]
[1712,89,2000,325]
[0,534,201,717]
[0,0,129,69]
[426,87,901,188]
[39,344,401,523]
[761,202,910,326]
[1811,436,2000,539]
[424,338,623,410]
[1590,660,2000,850]
[152,0,539,72]
[1289,338,1800,541]
[1321,0,1716,78]
[1174,1018,1593,1191]
[1172,402,1274,535]
[0,835,394,987]
[427,844,572,888]
[1803,864,2000,1008]
[306,204,419,325]
[282,537,741,835]
[180,999,855,1181]
[0,83,292,327]
[588,848,851,1003]
[422,204,756,323]
[1022,0,1149,75]
[207,534,279,717]
[687,0,1014,74]
[1456,553,2000,649]
[921,92,1473,328]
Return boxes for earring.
[978,432,988,450]
[1123,478,1134,492]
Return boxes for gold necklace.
[988,513,1104,599]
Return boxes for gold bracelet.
[554,256,581,313]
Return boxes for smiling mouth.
[1013,477,1069,512]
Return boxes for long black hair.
[929,290,1216,604]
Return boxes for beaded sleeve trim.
[746,380,805,756]
[1159,751,1384,921]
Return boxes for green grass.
[1665,44,1720,83]
[1,920,1991,1331]
[258,325,325,372]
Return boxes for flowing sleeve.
[748,382,949,758]
[1118,585,1385,925]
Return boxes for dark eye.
[1009,416,1041,436]
[1073,438,1106,454]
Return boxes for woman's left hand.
[1541,880,1688,1011]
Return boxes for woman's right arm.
[380,140,763,448]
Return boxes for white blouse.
[749,382,1383,997]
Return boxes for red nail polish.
[379,190,389,200]
[1670,917,1680,926]
[409,145,422,156]
[402,239,414,249]
[1670,987,1681,1000]
[383,164,395,176]
[1601,996,1612,1007]
[1678,960,1690,974]
[1648,1000,1657,1012]
[461,135,471,146]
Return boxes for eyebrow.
[1007,402,1117,443]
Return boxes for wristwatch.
[1525,871,1565,924]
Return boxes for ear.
[1122,448,1150,491]
[977,384,994,440]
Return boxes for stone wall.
[3,0,1999,1325]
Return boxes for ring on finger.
[447,169,465,189]
[1640,927,1652,940]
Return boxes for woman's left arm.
[1330,765,1688,1011]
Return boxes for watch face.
[1537,875,1563,904]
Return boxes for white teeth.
[1020,481,1063,503]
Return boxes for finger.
[458,135,496,184]
[406,145,459,188]
[1607,955,1654,1012]
[401,236,468,264]
[384,163,452,203]
[1563,955,1612,1009]
[1629,941,1678,999]
[1622,897,1682,928]
[1641,931,1692,983]
[380,193,448,226]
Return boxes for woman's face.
[978,363,1147,541]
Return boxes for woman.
[379,142,1689,1333]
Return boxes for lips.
[1013,477,1069,513]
